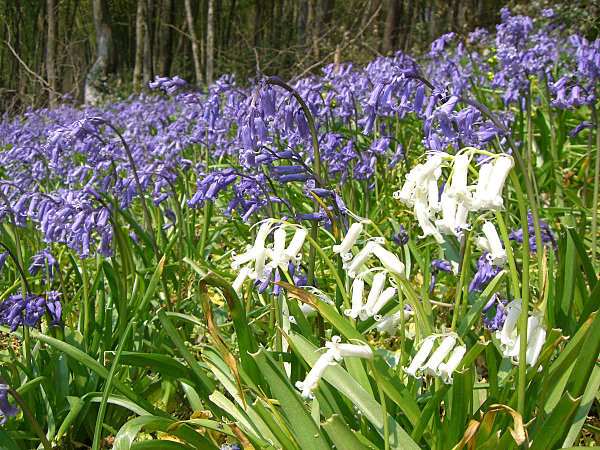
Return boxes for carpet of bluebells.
[0,7,599,449]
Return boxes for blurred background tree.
[0,0,597,113]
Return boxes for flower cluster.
[231,220,308,295]
[402,334,467,385]
[495,300,547,368]
[0,291,62,332]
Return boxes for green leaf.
[157,309,216,400]
[251,347,331,449]
[113,415,215,450]
[562,364,600,447]
[530,392,581,450]
[322,414,368,449]
[131,441,194,450]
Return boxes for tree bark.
[184,0,203,85]
[206,0,214,85]
[383,0,398,56]
[84,0,116,105]
[142,0,153,86]
[157,0,173,76]
[46,0,57,106]
[133,0,144,87]
[296,0,307,47]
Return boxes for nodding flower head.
[0,385,19,425]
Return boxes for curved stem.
[0,375,51,450]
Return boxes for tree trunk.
[383,0,398,56]
[84,0,115,105]
[296,0,307,47]
[143,0,153,86]
[133,0,144,87]
[206,0,214,85]
[46,0,57,106]
[184,0,203,85]
[157,0,173,76]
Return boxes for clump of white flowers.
[394,150,513,270]
[496,299,547,369]
[402,334,467,385]
[231,219,308,293]
[295,336,373,399]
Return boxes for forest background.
[0,0,598,115]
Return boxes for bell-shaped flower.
[325,336,373,361]
[526,323,546,367]
[231,220,273,270]
[368,287,397,317]
[295,351,337,399]
[496,299,522,350]
[232,266,251,294]
[372,245,405,276]
[345,241,377,278]
[333,222,363,261]
[0,385,19,425]
[438,345,467,384]
[364,272,387,317]
[403,336,435,378]
[344,278,365,319]
[283,227,308,264]
[422,336,457,377]
[472,156,514,210]
[481,221,507,267]
[447,154,471,199]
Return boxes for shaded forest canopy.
[0,0,597,114]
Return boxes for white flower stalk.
[344,278,365,319]
[482,221,507,267]
[403,337,435,378]
[295,351,336,399]
[232,266,250,293]
[283,227,308,263]
[333,222,363,260]
[496,299,522,350]
[364,272,387,316]
[422,336,457,377]
[346,241,376,278]
[325,336,373,361]
[369,287,397,317]
[438,345,467,384]
[372,244,405,276]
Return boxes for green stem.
[369,360,389,450]
[494,211,521,299]
[591,107,600,270]
[451,229,472,331]
[509,170,530,416]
